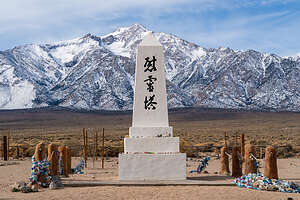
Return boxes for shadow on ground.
[187,175,234,181]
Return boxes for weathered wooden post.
[232,133,242,177]
[48,143,59,176]
[220,146,230,174]
[240,134,245,161]
[2,136,8,161]
[245,144,257,174]
[82,128,87,168]
[58,144,68,177]
[260,147,263,159]
[30,143,47,189]
[101,128,104,169]
[66,146,72,174]
[264,146,278,179]
[16,145,20,159]
[92,131,96,168]
[7,129,10,160]
[224,132,228,148]
[86,129,89,166]
[95,130,98,160]
[232,146,242,177]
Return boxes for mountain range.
[0,23,300,111]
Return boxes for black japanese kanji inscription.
[144,56,157,72]
[144,75,157,92]
[144,95,157,110]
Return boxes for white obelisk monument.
[118,32,186,180]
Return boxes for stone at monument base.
[118,153,186,180]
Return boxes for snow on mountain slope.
[0,66,36,109]
[49,34,99,64]
[0,23,300,111]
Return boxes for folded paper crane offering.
[190,157,210,173]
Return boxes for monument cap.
[139,32,162,46]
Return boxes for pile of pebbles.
[10,176,63,193]
[234,173,300,193]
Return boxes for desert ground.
[1,108,300,199]
[1,157,300,200]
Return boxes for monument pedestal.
[119,153,186,180]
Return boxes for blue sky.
[0,0,299,56]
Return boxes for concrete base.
[129,127,173,137]
[124,137,179,153]
[118,153,186,180]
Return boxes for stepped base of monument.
[124,137,179,153]
[118,153,186,180]
[129,126,173,137]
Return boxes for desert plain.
[1,107,300,199]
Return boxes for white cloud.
[0,0,299,56]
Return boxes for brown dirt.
[1,157,300,200]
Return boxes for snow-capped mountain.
[0,23,300,111]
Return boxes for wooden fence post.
[67,147,72,174]
[95,131,98,160]
[245,144,257,174]
[101,128,105,169]
[48,143,59,176]
[83,128,87,168]
[86,129,89,163]
[232,133,242,177]
[224,132,228,148]
[92,131,97,168]
[7,129,10,160]
[220,146,230,174]
[16,146,20,159]
[58,144,68,177]
[264,146,278,179]
[240,134,245,162]
[2,136,8,161]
